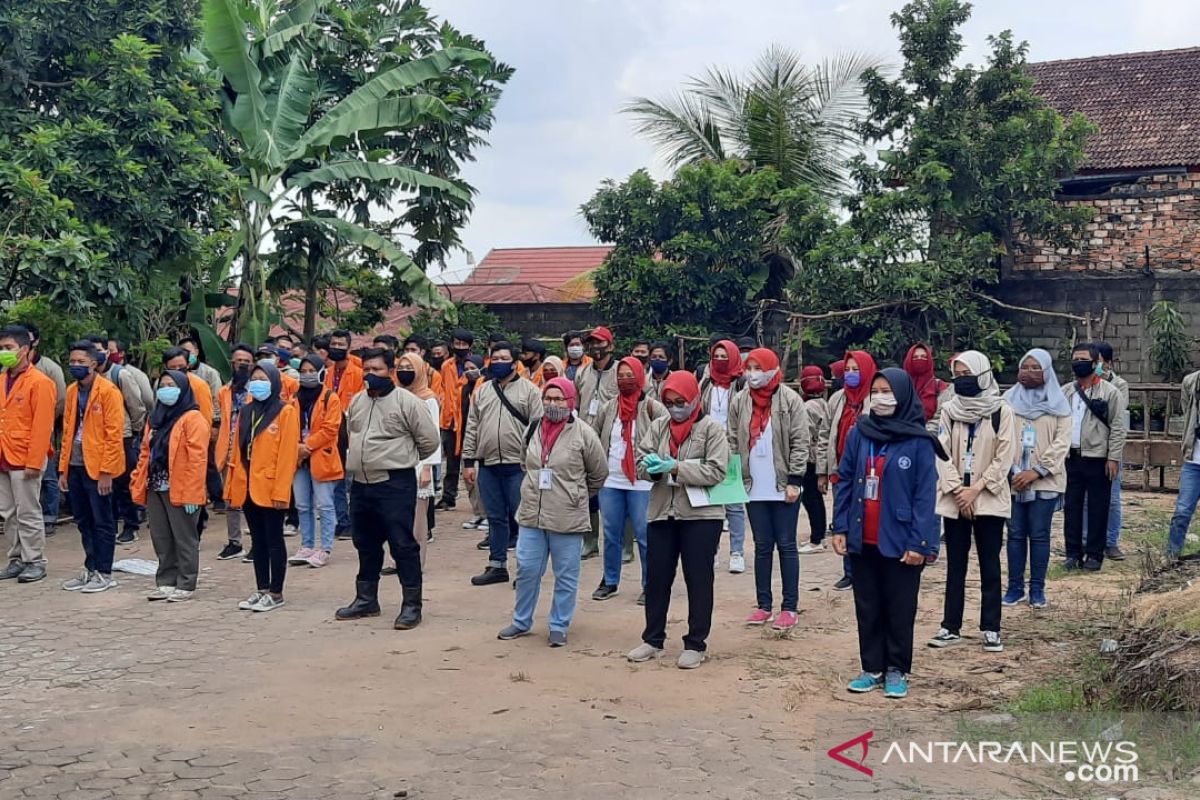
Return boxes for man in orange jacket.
[59,342,126,593]
[325,329,363,539]
[437,328,476,510]
[0,325,57,583]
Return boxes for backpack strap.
[524,418,542,448]
[492,379,530,427]
[991,409,1001,435]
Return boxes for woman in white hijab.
[929,351,1016,654]
[1001,348,1072,610]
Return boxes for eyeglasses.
[543,397,569,406]
[1018,365,1044,373]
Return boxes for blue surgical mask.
[289,358,301,371]
[187,353,198,367]
[490,362,514,381]
[650,358,669,376]
[157,386,181,406]
[844,372,861,389]
[68,365,91,381]
[247,380,272,401]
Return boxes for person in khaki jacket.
[626,371,729,671]
[496,378,607,647]
[1001,349,1072,610]
[798,366,830,554]
[928,351,1016,654]
[463,342,544,587]
[1061,343,1127,572]
[728,348,809,633]
[1168,367,1200,557]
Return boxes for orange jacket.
[59,377,126,480]
[187,372,214,427]
[224,402,300,508]
[280,372,298,403]
[214,384,252,472]
[292,388,344,481]
[439,359,467,430]
[324,361,364,410]
[130,409,209,507]
[0,366,56,470]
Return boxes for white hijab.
[943,350,1004,423]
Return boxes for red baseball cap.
[586,326,614,344]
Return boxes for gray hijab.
[1003,348,1071,419]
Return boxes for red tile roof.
[462,246,612,301]
[1027,47,1200,171]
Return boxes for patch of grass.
[1005,680,1087,713]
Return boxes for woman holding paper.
[831,368,945,699]
[727,348,809,633]
[627,371,730,670]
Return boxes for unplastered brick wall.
[1015,169,1200,273]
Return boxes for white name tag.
[588,398,599,417]
[1022,426,1036,449]
[538,468,554,490]
[964,451,975,476]
[864,475,880,501]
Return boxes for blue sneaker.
[884,669,908,699]
[1029,589,1047,609]
[847,671,883,693]
[1002,588,1025,607]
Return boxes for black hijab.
[296,353,325,415]
[237,360,285,463]
[148,370,199,471]
[855,367,948,460]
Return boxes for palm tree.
[624,45,884,198]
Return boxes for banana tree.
[202,0,486,342]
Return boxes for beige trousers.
[0,468,46,565]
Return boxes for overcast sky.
[423,0,1200,282]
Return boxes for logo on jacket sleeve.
[897,456,912,470]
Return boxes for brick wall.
[488,302,603,340]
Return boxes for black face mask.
[1071,360,1096,379]
[953,375,982,398]
[453,347,470,360]
[633,355,649,366]
[429,356,446,371]
[520,356,538,368]
[396,370,417,387]
[232,365,251,389]
[328,347,348,363]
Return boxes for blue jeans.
[293,467,336,551]
[333,475,351,532]
[479,464,522,567]
[1106,464,1123,548]
[1168,462,1200,554]
[41,458,61,524]
[511,527,582,634]
[67,465,117,574]
[599,487,649,588]
[747,500,801,612]
[1006,497,1057,595]
[725,503,746,554]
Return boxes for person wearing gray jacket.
[463,341,544,587]
[97,338,151,543]
[627,371,729,670]
[497,378,607,647]
[798,366,830,553]
[1168,367,1200,556]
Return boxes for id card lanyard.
[963,422,978,488]
[865,442,887,500]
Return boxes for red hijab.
[830,360,846,381]
[707,340,743,389]
[747,348,782,451]
[800,365,826,397]
[539,377,577,462]
[836,350,878,460]
[616,356,645,483]
[662,371,701,457]
[903,342,946,422]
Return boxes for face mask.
[277,348,292,362]
[465,369,481,381]
[711,358,730,376]
[108,352,124,365]
[521,357,537,369]
[490,362,514,381]
[453,347,471,360]
[364,373,393,394]
[397,370,417,387]
[801,379,825,397]
[544,405,571,423]
[429,356,446,370]
[327,347,348,363]
[589,345,610,361]
[746,369,777,390]
[953,375,982,398]
[909,358,932,376]
[1017,372,1044,390]
[872,394,898,417]
[740,353,749,363]
[567,345,585,360]
[617,376,640,396]
[650,359,669,376]
[289,358,301,371]
[157,386,181,406]
[298,372,321,388]
[247,380,272,401]
[668,403,696,423]
[93,351,107,369]
[68,365,91,381]
[844,372,861,389]
[634,355,649,366]
[0,350,20,369]
[232,364,251,388]
[187,353,198,367]
[1071,360,1095,379]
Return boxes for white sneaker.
[168,589,194,602]
[461,517,483,530]
[477,519,490,531]
[80,573,116,593]
[252,594,286,612]
[983,631,1004,652]
[283,523,299,537]
[63,569,92,591]
[728,553,745,573]
[627,643,665,662]
[928,628,963,648]
[147,585,174,601]
[798,542,826,554]
[238,591,265,610]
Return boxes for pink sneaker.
[773,610,798,632]
[288,547,315,565]
[307,550,330,568]
[746,608,774,625]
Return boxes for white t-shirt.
[420,397,443,467]
[605,418,652,491]
[747,421,785,502]
[1071,392,1087,448]
[709,386,732,427]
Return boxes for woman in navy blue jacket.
[831,368,946,699]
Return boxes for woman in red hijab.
[728,349,809,632]
[821,350,878,591]
[627,371,730,670]
[701,339,747,573]
[499,378,608,647]
[592,357,665,604]
[798,365,830,554]
[903,343,947,424]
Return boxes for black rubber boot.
[394,583,423,630]
[335,580,381,620]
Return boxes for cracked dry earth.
[0,499,1170,799]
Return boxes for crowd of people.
[0,318,1182,699]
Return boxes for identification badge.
[864,475,880,501]
[1022,426,1037,449]
[588,398,599,417]
[538,468,554,490]
[964,450,975,476]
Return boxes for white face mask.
[745,368,778,390]
[872,394,898,417]
[567,345,585,360]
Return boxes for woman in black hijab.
[831,368,945,700]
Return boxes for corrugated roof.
[1027,47,1200,171]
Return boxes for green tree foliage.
[1148,301,1191,382]
[406,302,508,350]
[785,0,1094,366]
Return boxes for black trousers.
[850,545,924,674]
[801,463,827,544]
[941,514,1004,633]
[642,518,722,652]
[351,469,420,588]
[244,500,286,594]
[1064,455,1112,562]
[441,429,461,505]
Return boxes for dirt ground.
[0,492,1194,799]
